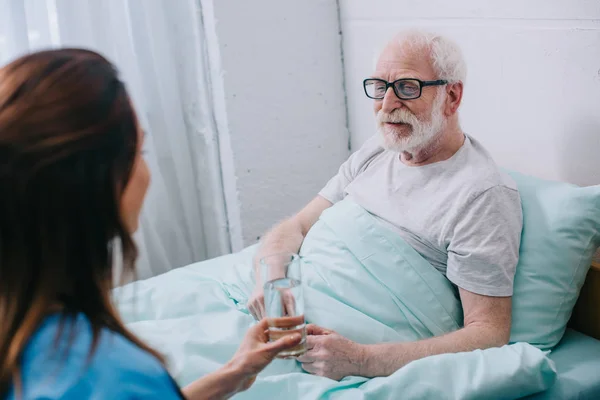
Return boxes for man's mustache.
[377,111,417,125]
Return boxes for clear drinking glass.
[260,252,306,358]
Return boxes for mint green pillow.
[507,171,600,350]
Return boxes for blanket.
[114,199,556,399]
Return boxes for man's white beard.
[376,91,447,154]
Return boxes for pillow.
[507,170,600,349]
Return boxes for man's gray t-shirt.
[319,134,523,297]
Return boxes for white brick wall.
[340,0,600,186]
[211,1,349,247]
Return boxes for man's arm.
[253,195,332,274]
[247,195,332,320]
[360,289,511,377]
[355,186,520,376]
[299,289,511,379]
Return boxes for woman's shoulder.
[14,314,182,399]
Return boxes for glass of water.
[260,252,306,358]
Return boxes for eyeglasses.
[363,78,448,100]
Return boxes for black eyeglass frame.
[362,78,448,100]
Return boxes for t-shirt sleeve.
[319,135,383,204]
[446,185,523,297]
[18,316,185,400]
[26,355,184,400]
[112,364,184,399]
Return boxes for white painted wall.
[211,1,349,247]
[340,0,600,186]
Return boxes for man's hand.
[249,196,332,322]
[297,324,365,380]
[247,286,265,321]
[353,290,512,378]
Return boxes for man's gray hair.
[377,29,467,84]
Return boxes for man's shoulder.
[460,135,519,195]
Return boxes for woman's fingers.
[261,332,302,358]
[252,318,270,334]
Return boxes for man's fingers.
[306,324,332,336]
[281,291,297,316]
[248,298,265,321]
[296,350,316,363]
[249,305,260,321]
[306,335,319,350]
[256,295,265,320]
[300,360,319,374]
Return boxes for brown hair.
[0,49,163,396]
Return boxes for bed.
[528,259,600,400]
[114,250,600,400]
[115,207,600,399]
[529,329,600,399]
[115,173,600,399]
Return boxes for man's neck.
[400,127,465,167]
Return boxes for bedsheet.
[114,199,556,399]
[526,329,600,400]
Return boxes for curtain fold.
[0,0,231,280]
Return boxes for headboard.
[569,256,600,341]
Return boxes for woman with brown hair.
[0,49,300,399]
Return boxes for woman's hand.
[182,319,301,399]
[226,318,302,392]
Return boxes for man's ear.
[445,82,463,116]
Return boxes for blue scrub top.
[6,313,183,399]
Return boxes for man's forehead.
[374,50,435,79]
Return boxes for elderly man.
[248,30,522,380]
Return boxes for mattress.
[526,329,600,399]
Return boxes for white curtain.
[0,0,231,279]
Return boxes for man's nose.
[381,86,402,113]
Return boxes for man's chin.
[378,131,412,153]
